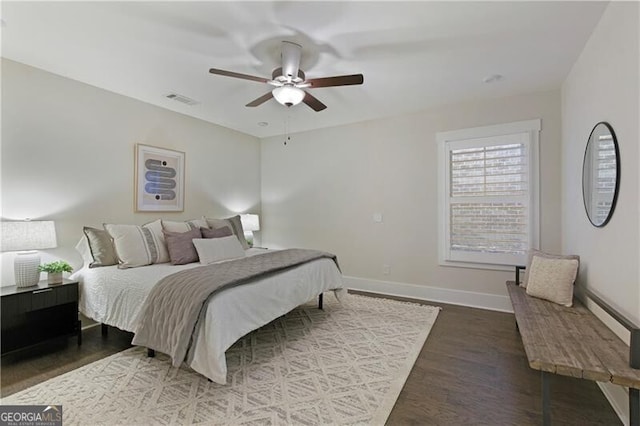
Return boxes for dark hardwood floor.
[1,293,621,425]
[375,292,622,426]
[1,324,133,397]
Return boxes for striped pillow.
[104,220,169,268]
[203,215,249,250]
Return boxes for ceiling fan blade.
[209,68,269,84]
[246,92,273,107]
[306,74,364,88]
[302,91,327,112]
[281,41,302,81]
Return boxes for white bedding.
[70,248,344,383]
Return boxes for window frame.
[437,119,541,270]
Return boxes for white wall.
[561,2,639,423]
[261,90,562,309]
[1,59,261,285]
[562,2,640,322]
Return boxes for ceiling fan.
[208,41,364,112]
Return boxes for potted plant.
[38,261,73,284]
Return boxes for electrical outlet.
[382,264,391,275]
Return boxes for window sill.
[438,260,515,272]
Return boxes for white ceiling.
[2,1,607,138]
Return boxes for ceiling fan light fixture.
[272,86,305,107]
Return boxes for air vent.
[165,93,199,106]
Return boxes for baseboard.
[81,322,99,331]
[343,276,513,313]
[597,382,628,426]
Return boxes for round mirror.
[582,122,620,227]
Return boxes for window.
[437,120,540,268]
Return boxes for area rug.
[1,294,439,425]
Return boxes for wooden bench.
[507,281,640,425]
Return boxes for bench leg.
[147,348,155,358]
[630,388,639,426]
[318,293,323,310]
[542,371,551,426]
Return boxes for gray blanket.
[131,249,339,367]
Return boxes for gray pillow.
[163,228,202,265]
[522,249,580,288]
[204,217,230,230]
[83,226,118,268]
[201,226,233,239]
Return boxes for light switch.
[373,213,383,223]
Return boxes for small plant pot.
[47,272,63,284]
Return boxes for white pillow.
[525,256,579,307]
[521,249,580,288]
[192,236,246,265]
[162,219,209,233]
[74,236,94,267]
[104,220,169,268]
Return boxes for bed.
[70,248,344,384]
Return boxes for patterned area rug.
[2,294,439,425]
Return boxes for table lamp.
[240,214,260,247]
[1,220,57,287]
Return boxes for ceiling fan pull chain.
[284,113,291,146]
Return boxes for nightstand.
[1,279,81,355]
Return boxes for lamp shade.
[240,214,260,232]
[1,220,57,252]
[272,86,305,107]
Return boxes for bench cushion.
[521,249,580,288]
[526,256,579,307]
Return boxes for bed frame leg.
[101,323,108,337]
[147,348,155,358]
[318,293,323,310]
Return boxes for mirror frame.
[582,121,620,228]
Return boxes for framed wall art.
[135,144,185,212]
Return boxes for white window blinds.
[438,120,540,268]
